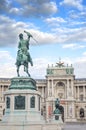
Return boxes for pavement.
[63,123,86,130]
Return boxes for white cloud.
[29,58,51,79]
[82,52,86,56]
[0,63,16,78]
[73,58,86,78]
[65,27,86,43]
[69,10,86,19]
[0,15,65,47]
[62,43,86,49]
[57,56,86,78]
[1,50,86,79]
[60,0,83,11]
[0,50,52,78]
[45,17,66,26]
[9,0,58,17]
[0,50,16,78]
[9,7,22,15]
[0,15,39,47]
[62,43,77,49]
[0,14,86,49]
[0,0,58,18]
[0,51,14,62]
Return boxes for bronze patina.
[16,30,33,77]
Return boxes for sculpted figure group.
[16,30,33,77]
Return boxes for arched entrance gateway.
[45,59,77,122]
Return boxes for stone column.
[11,95,14,112]
[67,79,69,99]
[71,79,74,98]
[64,83,66,99]
[46,100,49,122]
[52,79,54,97]
[75,86,77,99]
[26,94,28,111]
[77,86,79,101]
[47,80,49,97]
[65,102,68,121]
[72,102,75,119]
[35,95,38,111]
[1,85,4,101]
[83,86,85,101]
[0,85,1,101]
[27,95,29,110]
[42,87,44,98]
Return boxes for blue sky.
[0,0,86,79]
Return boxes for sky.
[0,0,86,79]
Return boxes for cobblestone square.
[63,123,86,130]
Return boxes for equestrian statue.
[15,30,33,77]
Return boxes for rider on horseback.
[16,31,33,77]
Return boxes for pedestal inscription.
[14,95,25,110]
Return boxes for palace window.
[80,94,83,101]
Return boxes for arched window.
[80,108,84,118]
[30,96,35,108]
[56,82,65,99]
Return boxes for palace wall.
[0,63,86,122]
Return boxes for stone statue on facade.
[53,98,64,122]
[15,30,33,77]
[54,98,61,114]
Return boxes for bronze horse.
[15,31,33,77]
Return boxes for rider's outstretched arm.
[24,30,32,37]
[24,30,33,45]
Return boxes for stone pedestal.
[52,114,63,123]
[1,77,63,130]
[2,77,44,123]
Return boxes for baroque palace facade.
[0,60,86,122]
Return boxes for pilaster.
[52,79,54,97]
[83,86,85,101]
[77,86,79,101]
[67,79,69,99]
